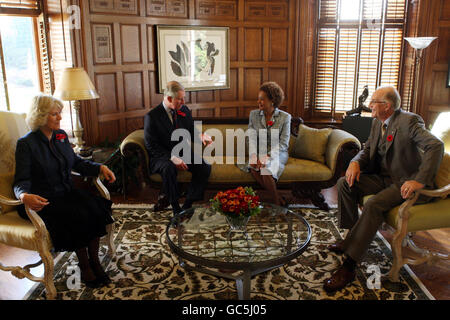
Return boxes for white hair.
[26,94,64,131]
[164,81,185,98]
[378,86,401,111]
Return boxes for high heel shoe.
[81,276,103,289]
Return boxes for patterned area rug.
[26,205,433,300]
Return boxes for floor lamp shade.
[53,67,99,100]
[53,67,99,155]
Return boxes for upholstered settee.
[120,118,361,210]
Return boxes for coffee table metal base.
[179,259,283,300]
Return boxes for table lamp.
[404,37,437,113]
[53,67,99,155]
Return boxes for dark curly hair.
[259,82,284,108]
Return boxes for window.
[0,16,41,113]
[313,0,407,116]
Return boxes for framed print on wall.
[156,25,230,92]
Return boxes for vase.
[225,215,251,231]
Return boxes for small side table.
[91,147,127,200]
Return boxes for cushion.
[362,196,450,232]
[435,152,450,189]
[0,210,52,250]
[291,124,332,164]
[149,156,333,184]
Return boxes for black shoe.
[182,199,194,210]
[81,277,103,289]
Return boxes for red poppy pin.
[177,110,186,117]
[387,134,393,142]
[56,133,66,142]
[267,120,274,127]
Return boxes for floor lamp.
[404,37,437,114]
[53,67,99,155]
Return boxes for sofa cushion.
[148,156,333,184]
[291,125,332,164]
[0,210,52,250]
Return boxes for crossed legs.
[250,169,284,206]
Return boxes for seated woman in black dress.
[14,94,116,288]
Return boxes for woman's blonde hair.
[26,94,64,131]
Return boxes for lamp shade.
[53,67,99,101]
[404,37,437,50]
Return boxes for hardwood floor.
[0,185,448,300]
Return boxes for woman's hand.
[100,165,116,183]
[249,154,258,169]
[20,193,49,212]
[258,155,269,168]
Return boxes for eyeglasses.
[369,100,387,105]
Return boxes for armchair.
[0,111,115,300]
[366,113,450,281]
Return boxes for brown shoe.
[323,265,356,293]
[327,240,345,254]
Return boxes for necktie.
[170,109,178,128]
[381,123,387,137]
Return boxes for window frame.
[311,0,409,119]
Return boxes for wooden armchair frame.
[388,184,450,282]
[0,175,115,300]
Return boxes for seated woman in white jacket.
[238,82,291,206]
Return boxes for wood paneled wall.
[415,0,450,127]
[74,0,301,145]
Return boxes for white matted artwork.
[93,24,114,64]
[156,25,230,92]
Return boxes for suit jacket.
[144,103,197,167]
[14,129,101,199]
[352,109,444,188]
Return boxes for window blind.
[314,0,407,114]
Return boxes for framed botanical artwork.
[156,25,230,92]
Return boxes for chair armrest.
[0,195,51,244]
[397,183,450,222]
[417,184,450,198]
[0,194,21,207]
[71,171,110,200]
[120,129,148,166]
[325,129,361,173]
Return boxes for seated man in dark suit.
[144,81,212,215]
[324,86,444,293]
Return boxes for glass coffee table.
[166,203,311,300]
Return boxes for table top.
[166,203,311,271]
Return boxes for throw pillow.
[291,124,332,163]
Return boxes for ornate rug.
[25,204,433,300]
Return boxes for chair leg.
[106,223,115,256]
[39,248,56,300]
[388,225,408,282]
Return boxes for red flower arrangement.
[387,134,393,142]
[210,186,261,218]
[177,110,186,117]
[55,133,66,141]
[267,120,274,127]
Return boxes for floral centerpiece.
[210,186,261,230]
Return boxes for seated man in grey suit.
[324,86,444,293]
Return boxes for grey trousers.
[337,174,404,262]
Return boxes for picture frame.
[447,60,450,88]
[156,25,230,92]
[92,24,114,64]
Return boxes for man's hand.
[345,161,361,187]
[171,156,188,171]
[400,180,424,199]
[201,133,213,146]
[20,193,49,212]
[100,165,116,183]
